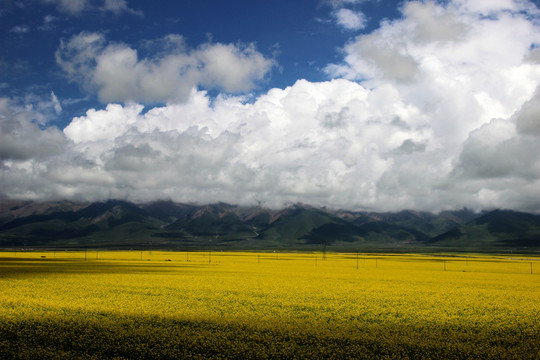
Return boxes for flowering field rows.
[0,251,538,359]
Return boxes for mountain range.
[1,200,539,252]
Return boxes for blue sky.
[2,0,540,212]
[1,0,401,124]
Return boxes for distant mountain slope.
[429,210,540,250]
[256,206,344,246]
[363,210,477,238]
[302,218,430,247]
[138,200,199,222]
[0,200,165,247]
[167,204,254,237]
[0,200,87,226]
[1,200,537,251]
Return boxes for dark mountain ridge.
[0,200,538,252]
[429,209,540,250]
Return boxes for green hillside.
[256,207,342,246]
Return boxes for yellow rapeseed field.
[0,251,538,359]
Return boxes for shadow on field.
[0,258,200,278]
[0,311,538,360]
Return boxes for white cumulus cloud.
[333,8,367,30]
[56,33,275,103]
[0,98,66,161]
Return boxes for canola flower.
[0,251,538,359]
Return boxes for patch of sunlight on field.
[0,251,539,359]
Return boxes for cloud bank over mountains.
[1,0,540,213]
